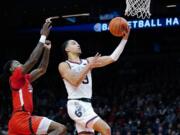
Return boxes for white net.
[125,0,151,19]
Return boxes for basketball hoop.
[125,0,151,19]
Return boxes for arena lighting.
[166,5,177,8]
[127,17,179,29]
[99,11,120,21]
[65,17,76,23]
[94,17,180,31]
[20,16,179,33]
[22,23,95,33]
[52,23,95,32]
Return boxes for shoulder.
[58,61,71,70]
[11,66,24,78]
[58,62,71,77]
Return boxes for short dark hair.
[61,40,69,60]
[0,60,14,96]
[0,60,13,89]
[3,60,13,79]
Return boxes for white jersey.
[63,59,92,99]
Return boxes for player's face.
[10,60,22,72]
[66,40,82,54]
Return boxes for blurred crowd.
[0,54,180,135]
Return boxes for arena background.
[0,0,180,134]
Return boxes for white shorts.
[36,117,52,134]
[67,100,100,133]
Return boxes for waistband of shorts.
[13,110,31,114]
[68,98,91,103]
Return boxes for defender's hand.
[46,16,59,23]
[44,40,51,50]
[40,21,52,37]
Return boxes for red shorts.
[8,112,52,135]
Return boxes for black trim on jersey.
[86,59,89,63]
[85,115,98,128]
[65,61,71,69]
[67,59,82,64]
[82,75,89,84]
[13,109,28,113]
[29,117,35,135]
[78,131,94,135]
[68,98,91,103]
[22,105,26,111]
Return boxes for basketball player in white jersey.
[58,27,130,135]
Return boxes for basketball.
[109,17,128,37]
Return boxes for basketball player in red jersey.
[3,18,66,135]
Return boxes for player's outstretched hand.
[40,16,59,37]
[40,21,52,37]
[89,53,101,69]
[46,16,59,23]
[123,26,130,40]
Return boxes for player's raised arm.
[87,27,130,68]
[21,21,52,74]
[58,53,101,87]
[29,40,51,82]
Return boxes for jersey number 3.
[82,75,89,84]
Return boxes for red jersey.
[9,67,33,113]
